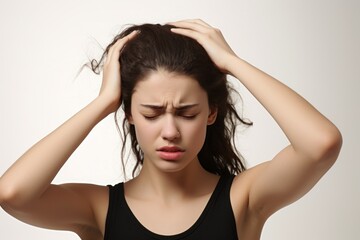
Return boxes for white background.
[1,0,359,239]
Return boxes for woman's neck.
[126,158,219,205]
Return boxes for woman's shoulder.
[229,163,270,237]
[230,161,270,208]
[61,183,110,238]
[62,182,109,205]
[233,161,270,188]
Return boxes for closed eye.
[179,114,198,120]
[143,115,159,120]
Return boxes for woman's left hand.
[169,19,238,73]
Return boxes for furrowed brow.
[174,104,199,110]
[140,104,199,110]
[140,104,165,110]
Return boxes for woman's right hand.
[98,30,139,114]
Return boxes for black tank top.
[104,174,238,240]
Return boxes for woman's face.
[129,69,217,173]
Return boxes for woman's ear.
[207,108,218,125]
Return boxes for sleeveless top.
[104,174,238,240]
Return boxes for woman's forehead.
[132,70,208,104]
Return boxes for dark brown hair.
[91,23,252,177]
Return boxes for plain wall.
[1,0,359,239]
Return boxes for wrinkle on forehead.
[132,69,208,109]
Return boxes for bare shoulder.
[63,183,109,237]
[63,183,109,209]
[230,162,269,217]
[230,162,270,238]
[231,162,270,207]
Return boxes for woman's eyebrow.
[174,104,199,110]
[139,104,199,110]
[139,104,164,110]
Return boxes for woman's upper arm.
[1,183,109,235]
[235,142,340,220]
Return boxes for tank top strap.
[104,182,126,240]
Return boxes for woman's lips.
[156,146,185,160]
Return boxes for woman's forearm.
[0,96,113,207]
[228,56,342,160]
[0,29,138,208]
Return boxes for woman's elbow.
[0,181,13,206]
[0,180,22,209]
[315,126,343,164]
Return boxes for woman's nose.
[161,115,180,141]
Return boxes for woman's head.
[92,23,252,177]
[128,69,217,174]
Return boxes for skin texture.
[0,20,342,240]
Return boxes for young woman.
[0,19,342,239]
